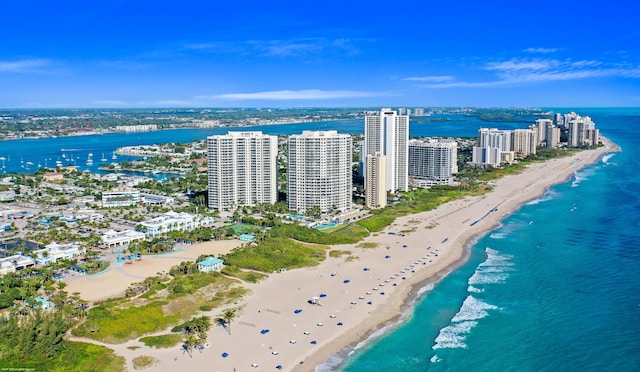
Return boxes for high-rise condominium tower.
[364,109,409,192]
[207,131,277,211]
[365,152,387,209]
[287,130,352,215]
[408,139,458,185]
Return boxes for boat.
[112,152,117,160]
[86,153,94,166]
[101,153,107,162]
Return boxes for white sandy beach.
[72,139,616,372]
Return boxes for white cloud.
[523,47,558,54]
[200,89,391,101]
[421,57,640,89]
[403,75,454,82]
[485,59,557,71]
[0,59,51,73]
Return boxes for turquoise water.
[3,109,638,370]
[332,108,640,371]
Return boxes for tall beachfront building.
[207,131,277,211]
[365,153,387,209]
[364,109,409,192]
[408,138,458,186]
[512,129,538,157]
[531,119,552,143]
[546,124,561,148]
[287,130,352,215]
[472,128,514,166]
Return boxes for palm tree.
[218,308,237,334]
[184,333,197,358]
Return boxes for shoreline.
[68,139,618,372]
[298,139,619,371]
[0,118,358,142]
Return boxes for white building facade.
[140,211,215,238]
[101,189,140,208]
[364,109,409,192]
[287,130,352,215]
[408,138,458,186]
[472,128,513,166]
[207,131,278,211]
[512,129,538,157]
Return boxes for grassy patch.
[73,300,182,343]
[345,255,359,262]
[270,223,366,245]
[356,242,379,249]
[0,341,126,372]
[222,237,328,272]
[328,249,352,258]
[140,334,182,348]
[96,272,245,343]
[221,265,268,283]
[357,185,483,232]
[133,355,159,370]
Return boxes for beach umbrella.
[294,309,302,314]
[343,279,350,283]
[221,352,229,358]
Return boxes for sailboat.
[101,153,107,162]
[86,153,94,166]
[112,151,118,160]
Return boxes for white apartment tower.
[365,153,387,209]
[531,119,552,143]
[512,129,538,157]
[408,139,458,185]
[472,128,513,165]
[546,124,561,148]
[207,131,277,211]
[364,109,409,192]
[287,130,352,215]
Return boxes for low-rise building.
[196,256,223,272]
[139,211,215,238]
[0,254,36,276]
[239,234,256,242]
[101,229,146,249]
[33,242,85,265]
[141,193,175,206]
[0,190,16,202]
[42,172,64,182]
[102,188,141,208]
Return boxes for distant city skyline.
[2,1,639,108]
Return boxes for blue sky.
[1,0,639,108]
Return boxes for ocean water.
[335,108,640,372]
[3,109,638,371]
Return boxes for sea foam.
[432,320,477,349]
[451,295,499,322]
